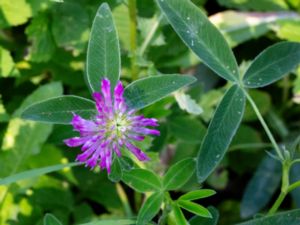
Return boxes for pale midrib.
[245,51,300,80]
[138,193,161,222]
[126,81,190,105]
[33,109,96,115]
[164,162,192,188]
[163,1,238,81]
[129,175,160,191]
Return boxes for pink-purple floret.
[64,78,160,173]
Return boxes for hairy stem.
[244,91,284,160]
[128,0,138,80]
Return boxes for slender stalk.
[116,183,133,217]
[140,14,163,56]
[244,91,284,160]
[128,0,138,80]
[288,180,300,192]
[268,191,287,215]
[158,192,173,225]
[268,162,290,215]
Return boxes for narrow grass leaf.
[0,162,80,185]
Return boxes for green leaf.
[78,219,135,225]
[169,116,206,143]
[15,82,63,117]
[196,85,245,183]
[172,203,188,225]
[112,4,130,50]
[43,213,63,225]
[189,206,219,225]
[178,200,212,218]
[122,169,162,192]
[243,42,300,88]
[26,13,55,62]
[179,189,216,201]
[1,83,62,178]
[51,2,89,53]
[108,157,122,182]
[0,162,80,185]
[157,0,239,82]
[21,95,96,124]
[241,154,281,218]
[163,158,195,191]
[0,0,32,27]
[137,192,164,225]
[275,21,300,42]
[86,3,120,92]
[0,47,19,77]
[124,74,196,110]
[236,209,300,225]
[290,163,300,207]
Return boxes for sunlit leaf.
[21,96,96,124]
[124,74,196,110]
[0,162,80,186]
[86,3,120,92]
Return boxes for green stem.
[158,192,172,225]
[116,183,133,217]
[268,162,290,215]
[128,0,138,80]
[288,180,300,192]
[244,91,284,160]
[140,14,163,56]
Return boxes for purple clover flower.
[64,78,160,173]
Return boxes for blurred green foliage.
[0,0,300,224]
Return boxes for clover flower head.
[64,78,160,173]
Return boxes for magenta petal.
[113,143,122,157]
[101,78,112,110]
[127,134,145,141]
[105,150,112,173]
[124,141,150,161]
[133,127,160,136]
[114,81,124,98]
[64,137,86,147]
